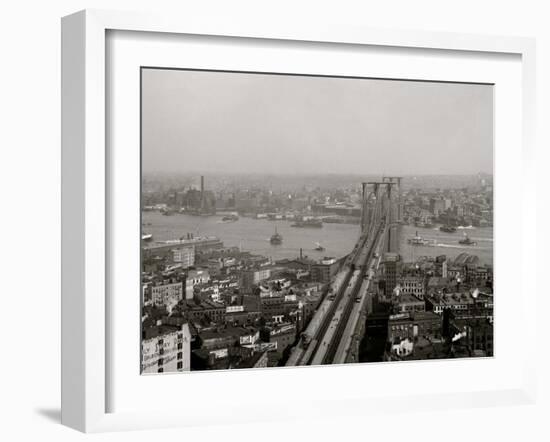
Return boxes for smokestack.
[397,177,402,222]
[200,175,205,211]
[300,248,303,260]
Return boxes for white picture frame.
[61,9,537,433]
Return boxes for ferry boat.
[291,218,323,228]
[414,221,434,228]
[458,233,477,246]
[141,233,153,242]
[407,231,434,246]
[148,235,223,252]
[314,242,326,251]
[221,214,239,222]
[270,227,283,245]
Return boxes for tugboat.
[440,214,456,233]
[270,227,283,245]
[314,242,326,251]
[440,225,457,233]
[458,233,477,246]
[407,231,435,246]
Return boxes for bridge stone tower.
[360,182,380,234]
[361,181,397,236]
[382,176,403,223]
[382,177,403,253]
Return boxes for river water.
[142,211,360,261]
[142,212,493,265]
[399,224,493,266]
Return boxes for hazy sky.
[142,68,493,175]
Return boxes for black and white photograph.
[3,0,547,439]
[140,68,494,373]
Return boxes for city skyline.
[142,171,493,194]
[141,175,494,371]
[142,69,493,176]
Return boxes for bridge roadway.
[332,228,385,364]
[285,249,361,366]
[285,215,388,367]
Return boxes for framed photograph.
[61,9,537,432]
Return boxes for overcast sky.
[142,68,493,176]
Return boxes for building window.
[177,361,183,370]
[177,352,183,360]
[158,358,164,366]
[158,367,164,373]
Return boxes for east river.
[398,224,493,265]
[142,211,493,265]
[142,212,359,262]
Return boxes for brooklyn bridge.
[286,177,402,366]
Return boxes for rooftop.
[142,324,182,340]
[177,300,225,311]
[454,252,480,266]
[383,253,400,262]
[427,276,455,287]
[389,311,440,323]
[396,293,424,305]
[199,326,258,341]
[234,351,268,369]
[428,291,492,306]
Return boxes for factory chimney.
[200,175,205,211]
